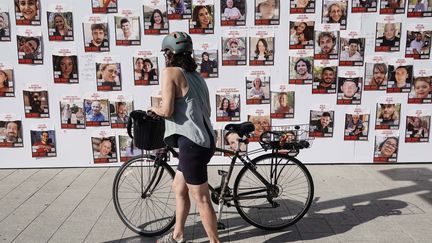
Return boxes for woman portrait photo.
[218,97,231,117]
[252,38,273,61]
[168,0,191,17]
[375,136,398,160]
[149,9,167,30]
[96,63,121,91]
[323,1,347,29]
[410,76,431,99]
[17,36,42,61]
[15,0,40,24]
[248,77,265,99]
[133,57,158,84]
[48,13,73,39]
[406,116,430,139]
[272,91,294,114]
[248,115,271,140]
[192,5,213,29]
[289,21,314,47]
[222,0,245,21]
[255,0,279,21]
[199,51,218,76]
[53,55,78,82]
[0,12,11,40]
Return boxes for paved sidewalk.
[0,164,431,243]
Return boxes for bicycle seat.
[225,122,255,137]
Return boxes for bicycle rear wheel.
[112,155,176,236]
[233,153,314,230]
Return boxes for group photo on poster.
[312,61,337,94]
[322,0,348,30]
[190,3,214,34]
[246,74,270,104]
[314,28,339,59]
[30,128,56,158]
[375,21,402,52]
[110,99,133,128]
[344,108,369,140]
[222,35,247,65]
[194,45,218,78]
[0,67,14,97]
[91,135,117,163]
[52,53,78,84]
[374,131,399,163]
[167,0,192,19]
[143,3,169,35]
[380,0,406,14]
[15,0,41,25]
[289,19,314,49]
[375,101,401,129]
[133,54,159,85]
[270,90,295,118]
[23,89,49,118]
[92,0,118,13]
[309,108,334,137]
[17,31,43,64]
[220,0,246,26]
[83,18,109,52]
[405,28,431,59]
[0,11,11,41]
[223,129,247,153]
[216,90,240,122]
[255,0,280,25]
[290,0,316,13]
[364,61,388,91]
[84,98,110,126]
[249,35,274,65]
[405,113,430,142]
[47,10,73,41]
[114,14,140,45]
[0,115,23,147]
[60,98,86,129]
[96,61,122,91]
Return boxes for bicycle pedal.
[218,170,228,176]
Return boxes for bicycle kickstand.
[216,170,228,230]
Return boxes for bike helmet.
[161,31,193,54]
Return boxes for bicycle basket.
[127,110,165,150]
[259,124,314,150]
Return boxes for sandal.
[156,232,185,243]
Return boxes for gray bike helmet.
[161,31,193,54]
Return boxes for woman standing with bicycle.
[151,32,220,243]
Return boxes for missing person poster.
[189,0,214,34]
[84,93,110,127]
[15,0,41,26]
[290,0,316,13]
[0,63,14,97]
[0,5,12,41]
[221,0,246,26]
[47,4,73,41]
[194,42,218,78]
[0,114,23,147]
[386,58,413,93]
[289,15,314,50]
[167,0,192,19]
[408,68,432,104]
[16,26,43,64]
[216,88,240,122]
[96,55,122,91]
[373,130,399,163]
[339,30,364,66]
[246,70,270,104]
[92,0,118,14]
[344,106,370,141]
[249,28,274,66]
[322,0,348,30]
[23,84,49,118]
[312,59,337,94]
[351,0,378,12]
[314,23,339,60]
[144,0,169,35]
[118,132,142,162]
[255,0,280,25]
[405,109,431,143]
[375,16,402,52]
[405,23,432,60]
[375,96,401,130]
[52,47,78,84]
[309,104,334,137]
[30,123,56,158]
[133,50,159,85]
[91,130,117,163]
[270,84,295,118]
[379,0,406,14]
[83,15,110,52]
[363,56,388,91]
[110,94,133,128]
[222,28,247,66]
[114,10,141,46]
[60,96,85,129]
[407,0,432,17]
[289,49,314,84]
[336,68,363,105]
[247,107,270,142]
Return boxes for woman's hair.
[295,58,312,73]
[23,37,40,51]
[257,0,279,13]
[327,2,346,22]
[53,14,71,31]
[150,9,164,29]
[192,5,212,28]
[97,63,116,79]
[219,97,229,110]
[378,137,398,153]
[54,56,77,77]
[254,38,269,57]
[165,49,198,72]
[278,92,289,105]
[202,51,209,58]
[0,70,9,87]
[253,78,262,88]
[143,58,154,69]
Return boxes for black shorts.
[177,136,215,185]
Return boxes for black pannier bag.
[127,110,165,150]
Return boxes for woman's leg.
[172,170,190,240]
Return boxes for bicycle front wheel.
[112,155,176,236]
[233,153,314,230]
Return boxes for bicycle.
[113,111,314,236]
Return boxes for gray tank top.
[164,68,214,148]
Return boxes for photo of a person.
[289,21,314,48]
[364,63,387,90]
[408,0,432,16]
[216,94,241,120]
[352,0,377,12]
[380,0,406,14]
[92,0,117,13]
[388,65,412,92]
[0,12,11,40]
[0,121,23,144]
[17,36,42,62]
[61,104,72,124]
[218,97,230,116]
[271,92,294,115]
[246,76,270,104]
[116,17,139,41]
[409,77,431,101]
[191,5,213,29]
[0,69,13,95]
[406,116,430,140]
[313,66,337,93]
[291,57,313,80]
[92,136,117,163]
[150,9,165,29]
[253,38,273,61]
[375,136,398,162]
[168,0,186,15]
[255,0,279,23]
[24,91,49,118]
[310,111,334,137]
[146,8,168,32]
[291,0,315,12]
[248,115,271,141]
[323,1,347,29]
[119,135,141,160]
[96,63,121,91]
[224,130,247,152]
[59,101,86,129]
[53,55,78,83]
[375,23,401,52]
[32,130,54,153]
[133,57,158,85]
[15,0,40,25]
[248,77,265,99]
[222,0,244,21]
[199,52,217,77]
[48,13,73,40]
[339,38,364,63]
[84,23,109,52]
[315,31,338,59]
[337,78,361,103]
[406,31,431,59]
[376,103,400,128]
[111,101,131,127]
[344,114,368,139]
[85,100,108,123]
[222,37,246,64]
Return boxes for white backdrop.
[0,0,431,168]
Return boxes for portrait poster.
[379,0,406,14]
[16,27,43,64]
[405,23,432,60]
[375,96,401,130]
[118,132,142,162]
[309,104,334,138]
[114,10,141,46]
[52,47,78,84]
[375,16,402,52]
[363,56,388,91]
[30,124,56,158]
[92,0,118,14]
[247,107,270,142]
[289,49,314,84]
[84,94,110,127]
[216,88,241,122]
[189,0,214,34]
[151,94,163,108]
[314,23,339,60]
[194,42,218,78]
[312,59,337,94]
[255,0,280,25]
[322,0,348,30]
[110,94,133,129]
[0,6,12,41]
[47,4,73,41]
[339,30,364,66]
[144,0,169,35]
[290,0,316,13]
[222,28,247,66]
[95,55,122,91]
[245,71,270,104]
[336,68,363,105]
[167,0,192,19]
[373,130,399,163]
[289,15,315,50]
[0,114,23,148]
[0,63,15,97]
[15,0,41,26]
[249,28,274,66]
[23,84,49,118]
[213,126,223,156]
[386,58,413,93]
[270,85,295,118]
[408,68,432,104]
[344,106,370,141]
[83,15,110,52]
[91,130,117,164]
[407,0,432,17]
[133,50,159,85]
[405,109,431,143]
[223,129,247,154]
[59,96,85,129]
[220,0,246,26]
[351,0,378,12]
